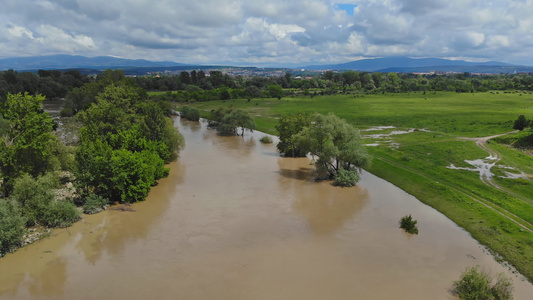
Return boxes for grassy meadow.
[185,91,533,282]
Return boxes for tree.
[220,109,256,136]
[276,112,311,157]
[513,115,529,131]
[74,84,183,203]
[0,93,56,196]
[267,84,284,99]
[295,113,371,185]
[452,266,513,300]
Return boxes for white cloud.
[0,0,531,65]
[7,24,35,39]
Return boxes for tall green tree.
[75,84,184,203]
[276,112,311,157]
[0,93,56,195]
[267,84,284,99]
[220,109,256,136]
[295,113,371,186]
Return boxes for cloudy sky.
[1,0,532,66]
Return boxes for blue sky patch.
[335,3,357,16]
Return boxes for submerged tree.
[452,266,513,300]
[276,112,311,157]
[295,113,371,186]
[209,107,255,136]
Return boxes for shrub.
[259,135,273,144]
[186,107,200,121]
[0,199,26,255]
[60,108,74,117]
[42,200,80,227]
[11,173,57,226]
[452,266,513,300]
[180,106,200,121]
[513,115,529,131]
[400,215,419,234]
[83,194,109,214]
[333,168,360,187]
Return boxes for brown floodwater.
[1,117,532,299]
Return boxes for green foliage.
[10,173,78,227]
[267,84,284,99]
[83,194,109,214]
[75,83,182,203]
[221,109,256,136]
[399,215,419,234]
[0,199,26,255]
[512,115,530,131]
[259,135,273,144]
[42,200,80,228]
[11,173,57,226]
[180,106,200,121]
[452,266,513,300]
[110,149,168,203]
[333,168,360,187]
[60,108,74,117]
[276,112,311,157]
[0,93,56,196]
[209,107,256,136]
[295,113,371,182]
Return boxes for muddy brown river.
[1,117,532,299]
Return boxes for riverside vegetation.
[0,70,184,256]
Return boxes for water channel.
[1,117,532,299]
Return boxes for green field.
[185,91,533,282]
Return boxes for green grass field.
[185,91,533,282]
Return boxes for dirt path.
[458,130,533,203]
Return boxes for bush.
[333,168,360,187]
[0,199,26,255]
[11,173,57,226]
[60,108,74,117]
[452,266,513,300]
[83,194,109,214]
[259,135,273,144]
[42,200,80,227]
[186,107,200,121]
[400,215,419,234]
[513,115,529,131]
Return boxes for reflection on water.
[1,117,532,300]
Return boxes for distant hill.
[2,54,532,74]
[0,55,188,71]
[302,56,533,73]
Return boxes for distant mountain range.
[0,54,188,71]
[1,54,531,74]
[302,56,533,73]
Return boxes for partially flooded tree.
[452,266,513,300]
[276,112,311,157]
[221,109,256,136]
[295,113,371,186]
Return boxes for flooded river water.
[1,117,532,299]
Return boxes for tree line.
[142,70,533,102]
[0,69,92,102]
